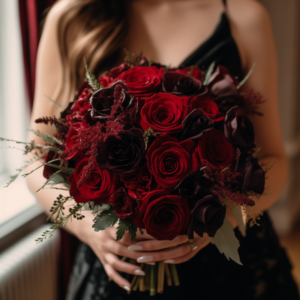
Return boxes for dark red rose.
[120,164,159,200]
[69,157,116,203]
[140,93,190,134]
[224,106,255,148]
[109,63,130,78]
[97,128,145,177]
[190,95,224,122]
[188,195,226,238]
[173,66,204,81]
[109,188,138,218]
[235,156,265,195]
[99,75,114,87]
[43,151,60,179]
[193,129,235,170]
[117,66,163,96]
[72,87,92,113]
[64,122,86,160]
[90,81,135,121]
[180,109,214,141]
[162,70,202,95]
[146,135,196,189]
[132,190,190,240]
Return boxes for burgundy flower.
[235,156,265,195]
[120,164,159,200]
[109,188,138,218]
[69,157,117,203]
[146,135,196,189]
[43,151,60,179]
[99,75,114,87]
[117,66,163,96]
[109,63,130,78]
[132,189,190,240]
[188,195,226,238]
[90,81,134,121]
[190,95,224,122]
[140,93,190,134]
[172,66,204,81]
[224,106,255,148]
[162,70,202,95]
[180,109,214,141]
[97,128,145,177]
[193,129,235,171]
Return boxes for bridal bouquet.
[1,53,267,295]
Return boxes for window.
[0,0,42,238]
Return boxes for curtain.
[18,1,80,299]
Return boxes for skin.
[26,0,287,292]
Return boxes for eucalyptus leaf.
[203,61,215,86]
[232,205,246,237]
[210,218,242,265]
[92,208,118,232]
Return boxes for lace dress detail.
[66,12,299,300]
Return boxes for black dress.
[66,12,300,300]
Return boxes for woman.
[27,0,299,299]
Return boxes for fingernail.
[134,269,145,276]
[128,245,143,251]
[164,259,175,264]
[123,286,130,292]
[192,246,198,251]
[137,255,153,263]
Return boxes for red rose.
[109,188,138,218]
[99,75,114,87]
[64,122,86,160]
[146,135,196,189]
[132,190,190,240]
[109,63,130,78]
[193,129,235,170]
[117,66,163,96]
[140,93,190,134]
[69,157,117,203]
[72,87,92,113]
[120,164,159,200]
[173,66,204,81]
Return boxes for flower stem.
[164,264,172,286]
[169,264,180,286]
[157,262,165,294]
[150,264,156,296]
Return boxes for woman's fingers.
[102,263,131,292]
[163,249,196,264]
[105,253,145,276]
[136,242,192,263]
[128,235,189,251]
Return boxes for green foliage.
[92,207,118,232]
[22,158,61,178]
[44,95,66,109]
[36,170,62,192]
[203,61,215,86]
[84,58,102,92]
[143,127,157,150]
[237,63,256,89]
[116,218,137,243]
[29,129,63,146]
[124,49,142,66]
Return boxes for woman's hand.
[129,233,210,265]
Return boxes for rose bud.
[162,71,202,95]
[177,171,210,200]
[109,188,138,218]
[69,157,117,203]
[132,190,190,240]
[108,62,130,78]
[117,66,163,96]
[193,129,235,171]
[180,109,214,141]
[140,93,190,134]
[224,106,255,148]
[97,128,145,177]
[121,164,159,200]
[43,151,60,179]
[146,135,196,189]
[188,195,226,239]
[190,95,224,122]
[235,156,265,195]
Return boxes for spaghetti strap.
[222,0,227,8]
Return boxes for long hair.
[56,0,129,104]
